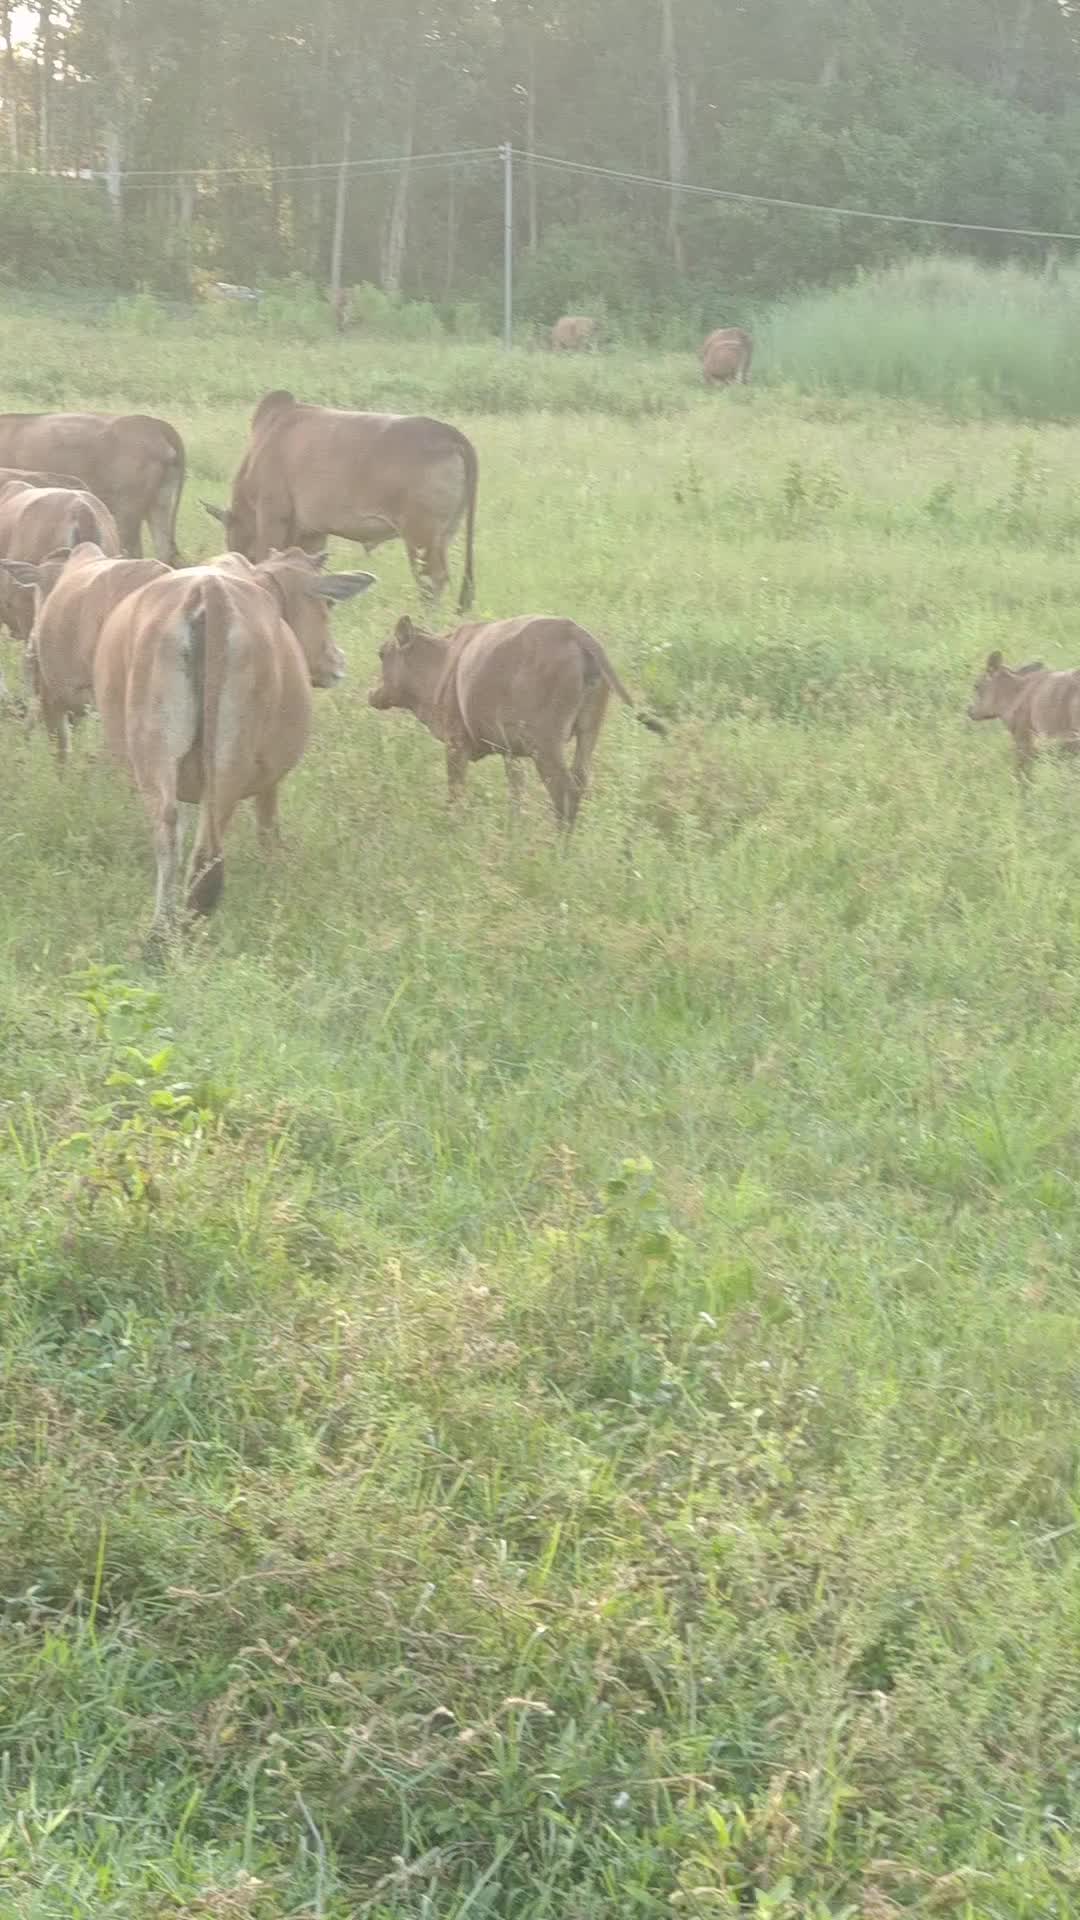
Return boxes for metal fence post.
[502,141,513,349]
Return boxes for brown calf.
[368,612,664,827]
[0,480,121,643]
[93,548,374,956]
[966,650,1080,777]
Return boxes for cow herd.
[550,314,754,386]
[0,389,662,960]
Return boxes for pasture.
[4,301,1080,1919]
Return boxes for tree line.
[2,0,1079,332]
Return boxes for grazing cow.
[965,650,1080,778]
[551,315,599,352]
[3,542,169,762]
[0,412,186,562]
[0,480,121,642]
[93,548,374,955]
[701,327,753,386]
[202,388,479,610]
[367,613,664,827]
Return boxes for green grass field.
[4,302,1080,1920]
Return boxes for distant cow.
[93,548,374,955]
[4,542,169,762]
[551,315,599,352]
[367,612,664,827]
[0,412,185,562]
[701,327,753,386]
[966,650,1080,778]
[0,480,121,643]
[202,388,479,609]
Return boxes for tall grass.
[4,318,1080,1915]
[762,253,1080,418]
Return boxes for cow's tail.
[186,574,229,915]
[153,423,187,566]
[580,630,667,737]
[457,434,479,614]
[68,495,109,549]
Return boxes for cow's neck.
[407,633,452,735]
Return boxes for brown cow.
[965,650,1080,778]
[0,412,185,561]
[551,315,599,352]
[0,480,121,643]
[701,327,753,386]
[3,542,170,763]
[202,389,478,609]
[93,548,374,955]
[367,613,664,827]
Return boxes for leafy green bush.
[0,176,128,288]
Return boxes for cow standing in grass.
[203,389,479,610]
[368,612,664,827]
[92,549,374,957]
[701,327,753,385]
[0,412,186,562]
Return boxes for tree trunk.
[444,164,458,299]
[526,27,538,252]
[999,0,1034,97]
[658,0,686,274]
[382,78,417,296]
[1,0,17,164]
[37,0,51,172]
[329,85,353,308]
[103,122,122,219]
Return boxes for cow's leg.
[567,687,609,828]
[406,517,450,602]
[446,745,469,805]
[143,794,182,964]
[254,784,282,851]
[255,506,294,560]
[187,791,242,918]
[533,745,575,828]
[118,518,143,558]
[40,695,71,768]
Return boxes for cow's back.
[445,615,593,751]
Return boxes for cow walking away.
[966,650,1080,778]
[203,389,479,611]
[0,479,121,644]
[551,315,599,352]
[701,327,753,386]
[93,549,374,957]
[367,613,664,828]
[2,542,170,762]
[0,412,186,562]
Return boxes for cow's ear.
[0,559,43,586]
[395,615,417,648]
[202,500,229,526]
[986,650,1004,671]
[1018,659,1045,674]
[311,570,376,604]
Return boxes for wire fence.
[18,141,1080,345]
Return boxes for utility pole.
[502,140,513,350]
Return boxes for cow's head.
[256,547,375,688]
[202,497,257,562]
[0,544,75,641]
[968,651,1045,722]
[368,615,431,711]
